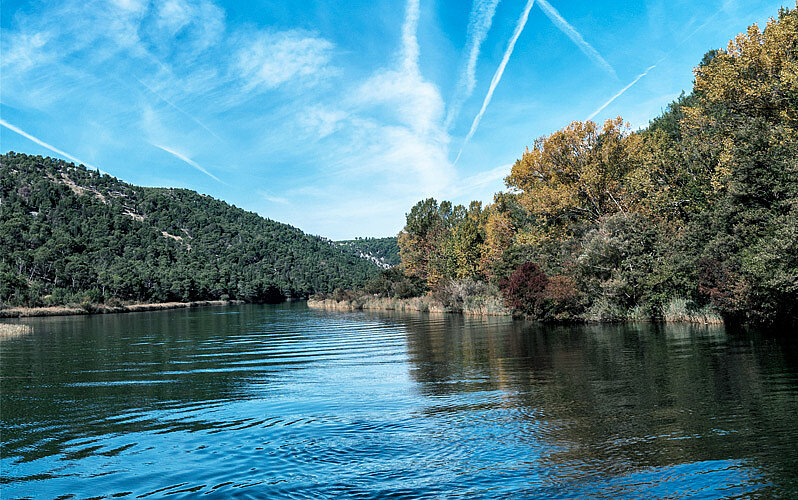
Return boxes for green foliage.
[571,213,670,320]
[0,153,380,307]
[397,198,469,287]
[362,267,427,299]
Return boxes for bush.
[542,275,583,321]
[432,278,494,310]
[363,267,426,299]
[499,262,548,317]
[572,213,669,319]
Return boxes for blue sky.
[0,0,788,239]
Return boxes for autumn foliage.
[396,4,798,327]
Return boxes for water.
[1,303,797,499]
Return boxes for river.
[1,303,797,498]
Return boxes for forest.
[343,6,797,327]
[0,153,380,307]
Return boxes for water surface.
[2,303,797,498]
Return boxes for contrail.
[401,0,421,71]
[153,144,225,184]
[444,0,501,129]
[455,0,536,165]
[536,0,616,78]
[132,76,224,143]
[0,118,102,172]
[586,64,657,121]
[583,6,728,123]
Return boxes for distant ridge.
[0,152,380,307]
[336,237,400,269]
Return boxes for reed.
[0,323,32,338]
[307,295,512,317]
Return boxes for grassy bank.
[309,295,724,324]
[308,295,512,317]
[0,300,243,318]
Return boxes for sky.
[0,0,789,239]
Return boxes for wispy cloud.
[280,0,456,237]
[258,190,289,205]
[153,144,225,184]
[586,64,657,121]
[401,0,421,72]
[536,0,616,78]
[444,163,512,200]
[345,0,451,189]
[455,0,536,164]
[1,119,101,171]
[234,30,335,91]
[445,0,501,129]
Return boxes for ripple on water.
[1,304,797,498]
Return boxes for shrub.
[432,278,494,310]
[542,275,583,321]
[499,262,549,317]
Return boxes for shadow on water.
[372,311,798,497]
[1,304,797,498]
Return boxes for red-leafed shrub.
[499,262,549,317]
[500,262,584,321]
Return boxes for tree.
[506,117,635,236]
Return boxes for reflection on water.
[1,304,797,498]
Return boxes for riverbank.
[308,296,724,324]
[308,296,512,317]
[0,300,244,318]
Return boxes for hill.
[0,152,381,307]
[336,237,400,268]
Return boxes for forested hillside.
[337,237,400,268]
[368,6,798,327]
[0,153,380,307]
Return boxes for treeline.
[391,7,797,327]
[0,153,380,307]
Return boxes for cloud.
[356,70,444,136]
[0,119,101,171]
[258,190,290,205]
[299,108,349,139]
[455,0,537,164]
[276,0,457,237]
[444,163,512,201]
[445,0,502,129]
[536,0,616,78]
[156,0,194,34]
[586,64,657,121]
[152,144,224,184]
[400,0,421,73]
[341,0,452,189]
[234,30,334,91]
[0,32,52,72]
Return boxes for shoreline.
[307,297,724,324]
[0,300,244,319]
[308,297,512,317]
